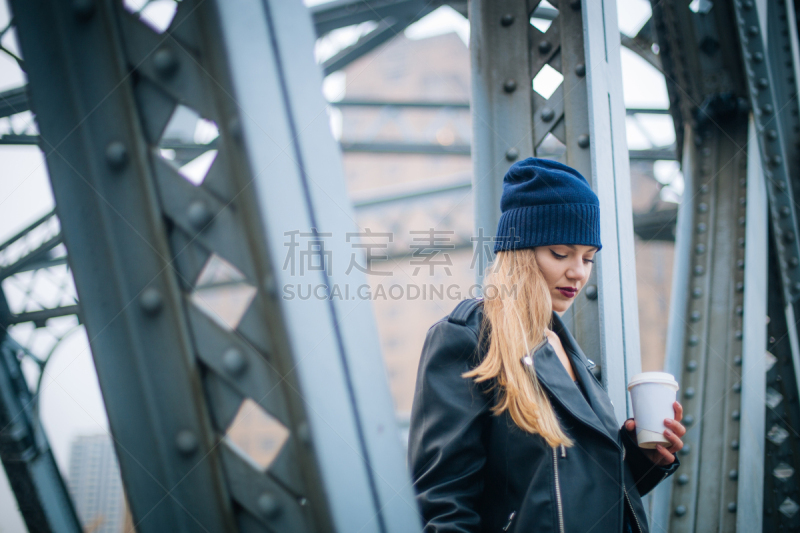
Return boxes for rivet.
[675,505,687,517]
[585,285,598,300]
[697,202,708,213]
[688,335,699,346]
[728,502,737,513]
[739,197,747,207]
[577,134,590,148]
[677,474,689,485]
[743,0,754,8]
[748,25,759,37]
[735,330,743,340]
[736,305,743,316]
[695,244,706,254]
[736,281,744,292]
[734,355,743,366]
[784,230,795,243]
[753,51,764,62]
[775,181,786,193]
[683,415,694,426]
[767,129,778,140]
[731,439,740,450]
[105,141,128,170]
[794,281,800,292]
[680,443,691,455]
[575,63,586,77]
[503,79,517,93]
[701,165,711,176]
[153,47,179,78]
[790,257,799,267]
[72,0,95,20]
[175,430,198,455]
[222,348,247,376]
[738,237,746,247]
[762,104,774,115]
[701,147,711,156]
[505,147,519,161]
[569,0,581,9]
[541,107,555,122]
[257,493,282,519]
[500,13,515,26]
[140,288,163,315]
[692,287,703,298]
[687,360,698,372]
[733,381,741,392]
[538,41,552,54]
[732,410,740,420]
[738,216,746,226]
[684,387,695,399]
[699,184,709,194]
[772,155,783,166]
[187,201,213,231]
[696,222,707,233]
[690,311,701,322]
[694,265,705,276]
[780,205,791,217]
[737,259,745,269]
[758,78,769,89]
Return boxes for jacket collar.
[524,312,620,447]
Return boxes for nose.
[566,257,588,282]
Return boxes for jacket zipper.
[552,447,565,533]
[502,511,516,531]
[623,487,643,533]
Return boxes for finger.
[625,419,635,431]
[655,444,675,464]
[665,418,686,437]
[673,401,684,422]
[663,428,683,452]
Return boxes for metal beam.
[0,85,29,119]
[12,0,418,531]
[469,0,641,423]
[0,293,82,533]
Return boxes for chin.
[551,296,573,314]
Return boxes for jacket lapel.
[549,312,621,442]
[530,341,614,444]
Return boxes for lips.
[557,287,577,298]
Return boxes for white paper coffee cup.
[627,372,679,449]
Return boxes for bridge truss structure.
[0,0,796,532]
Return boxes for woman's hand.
[624,401,686,466]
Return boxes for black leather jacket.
[408,298,679,532]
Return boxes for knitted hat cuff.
[493,204,602,253]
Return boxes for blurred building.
[67,434,126,533]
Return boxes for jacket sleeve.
[620,426,680,496]
[407,318,491,533]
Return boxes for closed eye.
[550,250,567,259]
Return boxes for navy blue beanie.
[493,158,602,253]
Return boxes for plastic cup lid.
[627,371,679,391]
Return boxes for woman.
[408,158,684,532]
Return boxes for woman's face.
[533,244,598,313]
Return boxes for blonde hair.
[462,248,573,448]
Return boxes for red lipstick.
[557,287,577,298]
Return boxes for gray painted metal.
[0,302,82,533]
[215,0,418,530]
[11,0,418,532]
[469,0,641,423]
[665,121,750,533]
[737,118,768,533]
